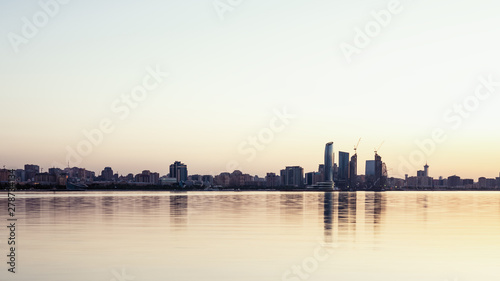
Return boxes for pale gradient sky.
[1,0,500,179]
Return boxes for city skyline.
[3,149,500,182]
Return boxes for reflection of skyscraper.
[373,192,384,228]
[347,192,357,237]
[364,192,385,246]
[336,192,357,244]
[338,192,349,236]
[324,142,333,182]
[337,151,349,190]
[280,194,304,225]
[170,195,188,228]
[323,192,333,237]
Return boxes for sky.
[1,0,500,179]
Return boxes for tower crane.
[374,141,385,155]
[353,138,361,155]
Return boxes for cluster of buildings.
[260,142,387,190]
[0,161,207,188]
[404,164,500,190]
[1,142,500,190]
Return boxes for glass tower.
[324,142,333,182]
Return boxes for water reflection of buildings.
[323,192,333,244]
[323,192,385,248]
[169,195,188,228]
[280,193,304,225]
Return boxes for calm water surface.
[0,191,499,281]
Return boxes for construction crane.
[353,138,361,155]
[374,141,385,155]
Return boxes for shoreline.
[1,188,500,192]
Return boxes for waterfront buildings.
[336,151,349,189]
[280,166,304,187]
[324,142,333,182]
[101,167,114,181]
[24,164,39,182]
[365,160,375,176]
[266,173,281,187]
[135,170,160,185]
[349,153,357,190]
[170,161,188,183]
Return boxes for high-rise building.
[349,153,357,190]
[15,169,25,182]
[447,175,461,188]
[424,163,429,177]
[308,142,335,190]
[266,173,281,187]
[305,172,315,186]
[149,173,160,185]
[49,168,63,177]
[214,172,230,187]
[281,166,304,187]
[0,169,9,182]
[365,160,375,176]
[317,164,325,180]
[324,142,333,182]
[101,167,114,181]
[133,170,159,184]
[24,164,40,182]
[337,151,349,190]
[170,161,188,183]
[374,153,384,190]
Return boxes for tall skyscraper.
[324,142,333,182]
[374,153,384,191]
[170,161,188,183]
[349,153,357,190]
[424,162,429,177]
[337,151,349,190]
